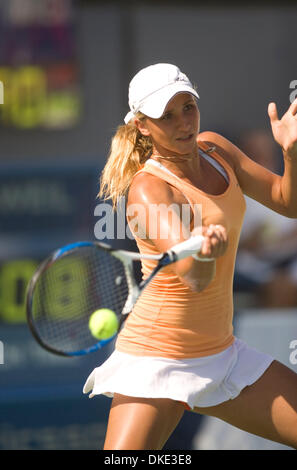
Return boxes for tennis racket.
[26,236,204,357]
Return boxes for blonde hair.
[98,113,153,210]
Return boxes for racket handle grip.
[169,235,205,261]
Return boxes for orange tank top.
[116,141,246,358]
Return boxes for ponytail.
[98,113,153,210]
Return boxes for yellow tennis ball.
[88,308,119,340]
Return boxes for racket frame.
[26,236,204,357]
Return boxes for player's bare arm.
[199,101,297,218]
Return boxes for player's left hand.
[268,98,297,158]
[199,224,228,260]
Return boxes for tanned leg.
[103,394,185,450]
[193,360,297,449]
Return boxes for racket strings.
[31,246,129,352]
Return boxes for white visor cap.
[124,63,199,124]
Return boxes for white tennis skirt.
[83,338,274,409]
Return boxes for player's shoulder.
[128,169,175,207]
[198,130,231,147]
[198,131,238,171]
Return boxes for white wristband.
[192,253,215,262]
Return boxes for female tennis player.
[83,63,297,450]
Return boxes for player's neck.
[151,146,200,177]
